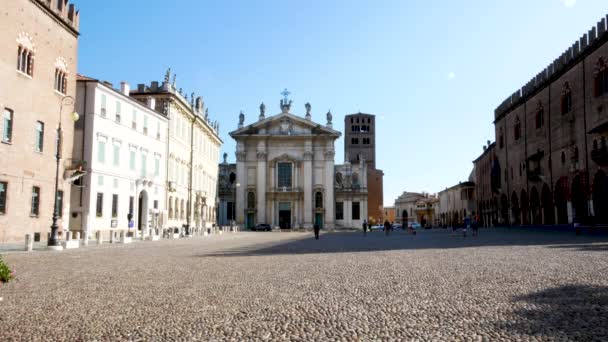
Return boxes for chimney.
[147,97,156,110]
[120,82,130,96]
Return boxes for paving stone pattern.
[1,228,607,341]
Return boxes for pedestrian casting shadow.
[197,228,608,257]
[502,284,608,339]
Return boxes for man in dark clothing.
[384,220,391,236]
[362,220,368,236]
[313,224,320,240]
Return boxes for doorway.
[279,202,291,229]
[315,213,323,229]
[246,213,255,230]
[138,190,148,231]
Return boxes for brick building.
[477,14,608,226]
[0,0,80,244]
[344,113,384,224]
[472,141,500,227]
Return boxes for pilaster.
[256,149,267,224]
[324,149,336,228]
[303,149,314,228]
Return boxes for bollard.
[110,231,115,244]
[66,231,72,241]
[75,231,81,240]
[83,231,89,246]
[96,231,103,245]
[25,234,33,252]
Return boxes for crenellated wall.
[34,0,80,33]
[495,14,608,121]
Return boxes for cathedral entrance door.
[315,213,323,229]
[246,213,255,230]
[279,202,291,229]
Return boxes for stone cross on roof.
[281,88,291,101]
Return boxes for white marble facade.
[230,99,340,229]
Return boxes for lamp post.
[48,95,79,250]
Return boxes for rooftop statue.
[305,102,311,115]
[164,68,171,83]
[326,110,333,125]
[239,111,245,126]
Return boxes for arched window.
[16,33,35,76]
[561,151,566,165]
[561,82,572,114]
[352,172,359,185]
[514,117,521,141]
[594,58,608,97]
[315,191,323,209]
[54,58,68,94]
[168,196,173,219]
[535,102,544,129]
[229,172,236,184]
[247,192,255,209]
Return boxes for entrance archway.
[555,177,569,224]
[138,190,148,232]
[571,174,589,220]
[511,192,520,225]
[520,189,529,225]
[401,210,408,225]
[541,184,554,225]
[500,194,509,225]
[593,170,608,223]
[530,187,541,225]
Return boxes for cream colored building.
[230,98,340,229]
[334,160,368,228]
[0,0,80,244]
[394,192,438,227]
[131,71,222,233]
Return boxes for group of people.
[451,215,480,237]
[360,220,416,236]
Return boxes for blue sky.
[76,0,607,204]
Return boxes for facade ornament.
[190,92,195,107]
[259,102,266,120]
[326,110,333,127]
[236,151,247,161]
[179,88,183,96]
[279,117,293,135]
[238,111,245,128]
[205,108,209,120]
[172,74,177,87]
[305,102,311,120]
[303,150,314,161]
[164,68,171,83]
[256,150,267,160]
[223,152,228,164]
[280,88,292,113]
[195,96,203,113]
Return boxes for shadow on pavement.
[197,228,608,257]
[505,284,608,339]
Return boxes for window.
[56,190,64,217]
[35,121,44,152]
[153,200,158,210]
[363,137,370,144]
[143,116,148,135]
[113,145,120,166]
[130,150,136,170]
[115,101,121,123]
[594,58,608,97]
[111,194,118,218]
[97,140,105,163]
[98,175,104,186]
[30,186,40,216]
[336,202,344,220]
[54,69,67,94]
[277,163,292,188]
[100,94,107,117]
[561,83,572,114]
[0,182,7,214]
[141,154,147,177]
[351,137,359,144]
[3,108,13,143]
[247,192,255,208]
[315,191,323,209]
[129,196,134,215]
[17,45,34,76]
[535,104,544,129]
[514,117,521,141]
[96,193,103,217]
[573,147,579,162]
[157,121,161,139]
[154,158,160,176]
[132,110,137,129]
[561,151,566,165]
[352,202,360,220]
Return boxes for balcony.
[270,186,302,193]
[591,147,608,166]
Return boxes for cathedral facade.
[230,97,340,229]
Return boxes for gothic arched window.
[499,128,504,149]
[535,102,544,129]
[594,58,608,97]
[16,33,35,76]
[514,117,521,141]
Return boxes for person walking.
[362,220,368,236]
[384,220,391,236]
[463,216,470,238]
[473,214,480,237]
[313,224,320,240]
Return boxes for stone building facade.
[334,160,368,229]
[230,99,340,229]
[486,15,608,226]
[394,192,438,227]
[344,113,384,224]
[473,141,500,227]
[69,76,168,239]
[0,0,80,243]
[437,179,476,227]
[130,71,222,233]
[383,206,395,224]
[217,155,236,226]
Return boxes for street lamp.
[48,96,79,250]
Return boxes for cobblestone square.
[1,229,608,341]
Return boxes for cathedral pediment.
[229,112,341,138]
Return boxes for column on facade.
[235,149,247,226]
[256,147,267,224]
[324,149,335,228]
[303,147,313,228]
[269,162,275,227]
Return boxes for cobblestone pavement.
[1,228,608,341]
